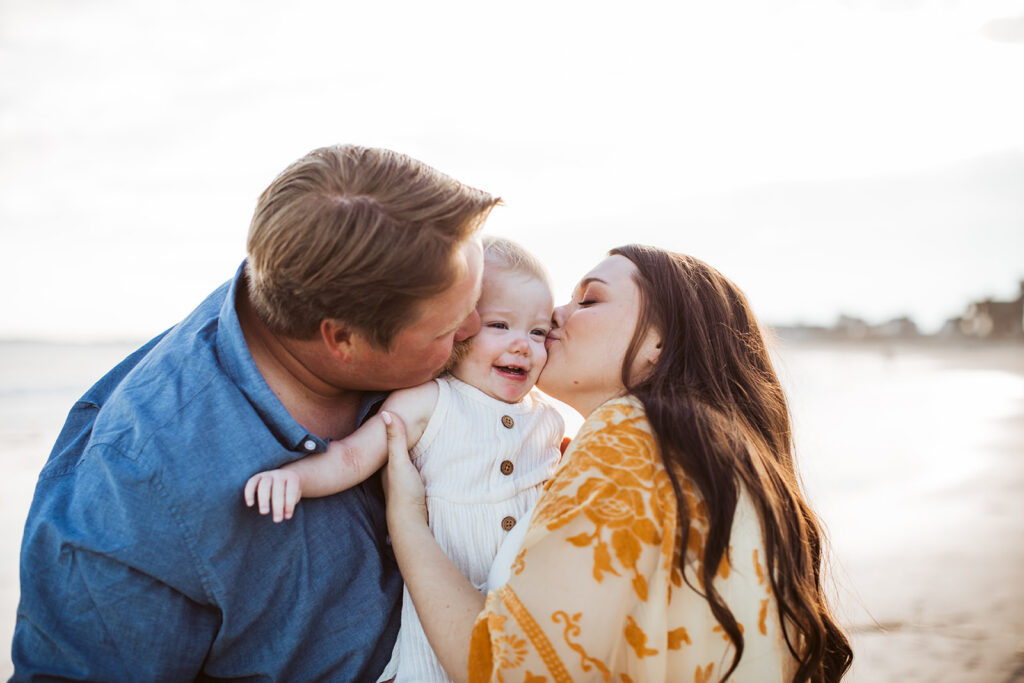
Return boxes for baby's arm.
[243,381,439,522]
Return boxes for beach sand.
[776,341,1024,682]
[1,339,1022,680]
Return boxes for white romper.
[384,375,564,682]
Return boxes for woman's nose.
[454,309,481,342]
[551,304,569,329]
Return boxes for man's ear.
[321,319,355,362]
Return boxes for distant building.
[769,323,831,342]
[874,316,919,339]
[774,282,1023,343]
[775,314,921,342]
[834,314,869,340]
[939,316,964,338]
[960,282,1024,339]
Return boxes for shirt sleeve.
[12,442,218,680]
[468,398,677,682]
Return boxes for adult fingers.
[381,410,409,458]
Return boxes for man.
[12,145,498,680]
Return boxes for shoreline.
[2,339,1023,680]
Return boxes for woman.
[383,245,853,682]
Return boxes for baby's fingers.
[243,475,259,507]
[244,473,273,513]
[255,476,274,516]
[271,475,288,523]
[283,480,301,521]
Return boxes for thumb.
[381,410,409,456]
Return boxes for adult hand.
[381,411,427,527]
[381,409,478,683]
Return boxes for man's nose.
[454,309,481,342]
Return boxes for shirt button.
[501,515,516,531]
[303,439,317,452]
[501,415,515,429]
[500,460,514,475]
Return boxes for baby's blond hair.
[442,236,551,374]
[482,236,552,289]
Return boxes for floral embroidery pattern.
[493,633,528,668]
[511,548,526,576]
[624,615,658,658]
[500,587,570,682]
[467,397,796,682]
[753,548,774,636]
[532,400,667,601]
[552,611,611,680]
[694,662,715,683]
[667,627,691,650]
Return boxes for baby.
[244,236,564,682]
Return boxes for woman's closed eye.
[575,287,598,307]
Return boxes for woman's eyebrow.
[576,277,608,290]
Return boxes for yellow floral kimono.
[468,396,798,682]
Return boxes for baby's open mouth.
[496,366,527,376]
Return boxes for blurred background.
[1,0,1022,679]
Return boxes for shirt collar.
[214,261,384,453]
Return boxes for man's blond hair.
[246,145,500,348]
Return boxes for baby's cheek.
[534,344,549,368]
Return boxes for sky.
[1,0,1023,340]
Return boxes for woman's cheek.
[536,350,559,387]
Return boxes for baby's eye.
[531,328,549,338]
[486,321,509,330]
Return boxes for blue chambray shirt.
[12,262,402,681]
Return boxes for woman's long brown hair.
[611,245,852,682]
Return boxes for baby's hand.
[243,469,302,523]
